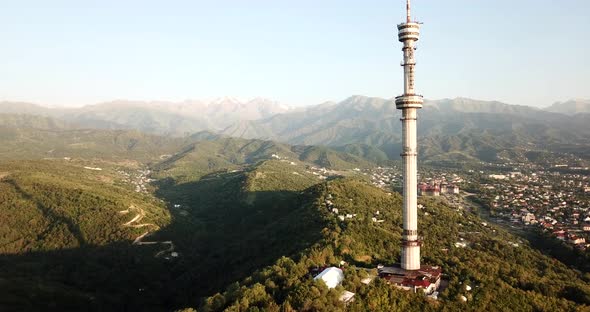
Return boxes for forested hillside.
[198,179,590,311]
[2,113,590,311]
[0,161,170,253]
[0,116,373,171]
[0,160,174,309]
[0,114,74,130]
[0,157,342,310]
[2,156,590,311]
[151,159,329,302]
[0,123,191,162]
[152,135,372,182]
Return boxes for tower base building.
[378,264,442,295]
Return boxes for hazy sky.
[1,0,589,107]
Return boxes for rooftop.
[378,264,442,289]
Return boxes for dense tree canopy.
[1,159,589,311]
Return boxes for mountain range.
[2,96,590,163]
[545,99,590,115]
[0,97,291,136]
[221,96,590,162]
[0,114,371,175]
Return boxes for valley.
[3,0,589,309]
[1,98,590,311]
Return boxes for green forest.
[1,133,590,311]
[0,161,170,253]
[197,179,590,311]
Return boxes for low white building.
[314,267,344,289]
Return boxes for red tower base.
[378,263,442,295]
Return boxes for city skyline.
[2,0,589,107]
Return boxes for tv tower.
[396,0,422,271]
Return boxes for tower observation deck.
[396,0,422,271]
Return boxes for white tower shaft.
[395,0,423,271]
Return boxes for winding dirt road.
[121,205,176,259]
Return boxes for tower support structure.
[395,0,423,271]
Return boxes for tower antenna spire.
[406,0,411,23]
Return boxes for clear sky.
[1,0,589,107]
